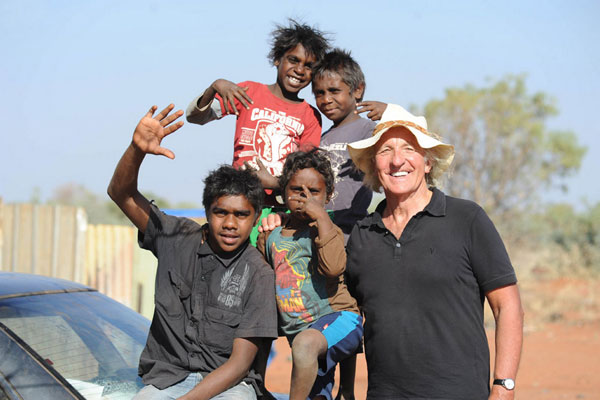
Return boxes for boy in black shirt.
[108,104,277,400]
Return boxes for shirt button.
[201,275,205,281]
[396,243,401,248]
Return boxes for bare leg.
[335,354,356,400]
[289,329,328,400]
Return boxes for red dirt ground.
[265,321,600,399]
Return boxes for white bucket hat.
[347,104,455,179]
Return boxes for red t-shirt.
[215,81,322,179]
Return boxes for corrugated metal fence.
[0,200,158,319]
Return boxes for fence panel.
[0,201,170,317]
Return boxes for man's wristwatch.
[493,378,515,390]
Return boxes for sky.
[1,0,598,209]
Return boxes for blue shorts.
[307,311,363,400]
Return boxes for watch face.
[503,379,515,390]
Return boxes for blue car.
[0,272,150,399]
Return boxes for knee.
[291,330,326,366]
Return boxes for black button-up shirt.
[138,205,277,390]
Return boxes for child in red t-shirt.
[186,19,330,213]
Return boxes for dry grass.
[484,244,600,330]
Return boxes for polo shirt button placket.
[394,241,402,258]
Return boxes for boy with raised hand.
[261,48,386,242]
[108,104,277,400]
[186,19,330,244]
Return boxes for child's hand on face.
[289,185,328,222]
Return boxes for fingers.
[242,161,255,171]
[259,213,282,233]
[155,104,175,121]
[357,101,387,120]
[225,97,239,116]
[255,158,267,172]
[355,101,374,115]
[145,105,158,118]
[161,109,184,126]
[163,120,184,135]
[234,86,253,110]
[301,185,312,199]
[156,146,175,160]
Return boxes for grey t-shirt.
[320,117,376,241]
[137,204,277,392]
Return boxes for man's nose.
[391,150,405,166]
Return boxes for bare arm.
[107,104,183,233]
[177,337,260,400]
[486,284,524,400]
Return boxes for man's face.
[373,128,431,197]
[207,195,256,255]
[313,72,362,126]
[275,44,316,95]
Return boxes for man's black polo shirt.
[137,205,277,391]
[346,188,517,399]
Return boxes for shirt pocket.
[155,269,191,318]
[202,305,241,356]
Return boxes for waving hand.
[132,104,184,159]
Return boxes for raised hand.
[132,104,184,159]
[356,101,387,121]
[212,79,254,115]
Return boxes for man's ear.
[424,157,433,174]
[353,83,365,102]
[274,59,280,67]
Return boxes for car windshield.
[0,291,149,399]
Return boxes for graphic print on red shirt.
[216,81,322,178]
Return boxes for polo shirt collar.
[359,188,447,229]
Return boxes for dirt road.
[265,321,600,399]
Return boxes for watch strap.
[493,378,515,390]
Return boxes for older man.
[345,104,524,399]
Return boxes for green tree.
[422,75,587,220]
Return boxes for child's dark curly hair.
[278,148,335,198]
[312,48,366,102]
[203,165,264,215]
[268,19,330,65]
